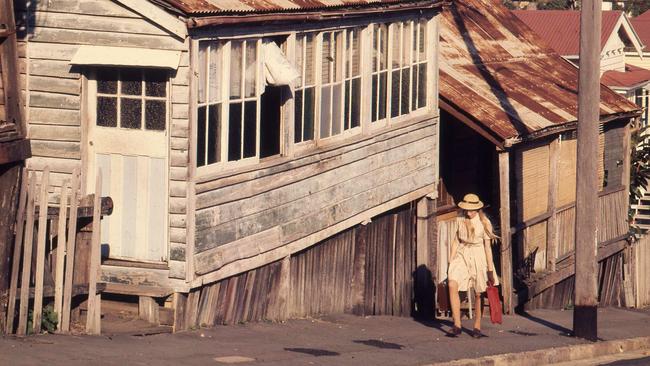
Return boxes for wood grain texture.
[16,174,36,335]
[53,179,69,331]
[32,168,50,334]
[5,169,28,333]
[61,169,79,332]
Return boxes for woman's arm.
[483,239,495,271]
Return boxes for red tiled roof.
[631,18,650,50]
[512,10,622,56]
[601,64,650,89]
[440,1,639,146]
[157,0,439,15]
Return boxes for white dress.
[447,215,499,293]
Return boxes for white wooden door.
[87,69,169,262]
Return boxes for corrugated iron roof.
[636,10,650,21]
[440,0,639,146]
[631,17,650,51]
[511,10,622,56]
[157,0,423,15]
[602,64,650,89]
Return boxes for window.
[344,29,361,131]
[196,39,262,167]
[635,87,649,127]
[372,20,428,123]
[294,34,316,143]
[320,31,344,139]
[96,68,167,131]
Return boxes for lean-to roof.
[439,0,640,147]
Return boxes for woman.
[447,193,498,338]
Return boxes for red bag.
[486,284,503,324]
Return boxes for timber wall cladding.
[182,205,417,327]
[16,0,191,277]
[525,250,629,310]
[193,119,437,276]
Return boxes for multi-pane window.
[197,42,223,167]
[372,24,389,123]
[196,18,430,169]
[635,88,649,127]
[294,34,316,143]
[96,68,167,131]
[228,40,259,161]
[196,39,261,167]
[372,20,428,123]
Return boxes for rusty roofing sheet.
[158,0,419,15]
[440,0,639,145]
[602,64,650,89]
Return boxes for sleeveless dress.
[447,215,499,293]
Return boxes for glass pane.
[401,68,410,115]
[412,67,418,111]
[320,85,331,138]
[197,106,206,167]
[322,33,331,83]
[379,72,387,120]
[351,78,360,128]
[391,70,400,118]
[305,34,315,85]
[373,25,379,73]
[351,29,360,76]
[295,35,304,87]
[333,31,343,82]
[198,42,208,103]
[145,69,167,97]
[372,75,378,122]
[97,96,117,127]
[391,24,401,69]
[145,100,166,130]
[380,24,388,70]
[294,89,303,143]
[245,41,257,98]
[402,22,411,67]
[419,20,427,62]
[230,41,243,99]
[332,83,342,136]
[304,87,315,141]
[209,43,222,103]
[417,63,427,109]
[228,102,242,161]
[121,69,142,95]
[207,104,221,164]
[97,68,117,94]
[121,98,142,129]
[243,100,256,158]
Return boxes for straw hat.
[458,193,484,211]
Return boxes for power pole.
[574,0,601,341]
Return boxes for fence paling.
[5,167,103,335]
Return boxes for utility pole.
[574,0,601,341]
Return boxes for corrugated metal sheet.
[512,10,621,56]
[440,0,639,145]
[158,0,416,15]
[602,64,650,89]
[631,18,650,50]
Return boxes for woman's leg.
[473,291,482,330]
[448,280,461,327]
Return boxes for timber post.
[498,150,513,314]
[415,196,435,319]
[574,0,601,341]
[547,137,560,271]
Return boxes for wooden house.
[0,0,31,331]
[14,0,444,328]
[438,0,640,312]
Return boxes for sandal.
[448,326,462,337]
[470,328,484,338]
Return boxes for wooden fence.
[4,168,106,335]
[174,204,419,329]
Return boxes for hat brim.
[458,201,484,210]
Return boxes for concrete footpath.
[1,307,649,366]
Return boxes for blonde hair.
[462,209,499,241]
